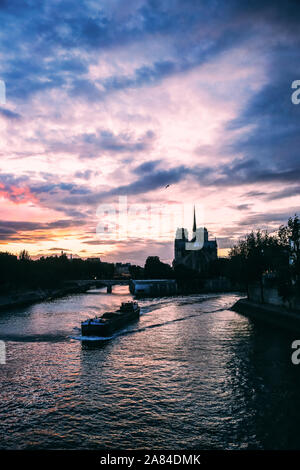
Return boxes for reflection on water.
[0,287,300,449]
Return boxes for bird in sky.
[165,184,170,188]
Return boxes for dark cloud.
[0,218,87,242]
[225,1,300,189]
[0,172,94,217]
[1,0,299,128]
[237,209,299,227]
[264,186,300,201]
[85,129,155,154]
[68,78,102,101]
[108,166,187,195]
[48,247,71,252]
[245,190,267,198]
[102,60,178,93]
[0,220,42,235]
[31,182,91,196]
[60,155,300,207]
[38,129,156,158]
[216,237,238,249]
[74,170,93,180]
[62,165,191,206]
[98,26,256,96]
[0,107,21,120]
[0,172,92,203]
[210,159,300,187]
[133,160,160,174]
[0,0,263,102]
[47,219,86,229]
[236,204,252,211]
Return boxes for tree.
[129,264,144,279]
[144,256,174,279]
[0,252,18,291]
[287,215,300,276]
[18,250,31,261]
[228,216,299,303]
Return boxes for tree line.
[227,215,300,300]
[0,252,115,292]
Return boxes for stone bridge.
[69,279,130,293]
[67,279,177,295]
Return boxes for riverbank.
[0,281,97,311]
[232,298,300,333]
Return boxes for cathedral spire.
[192,205,197,233]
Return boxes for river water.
[0,288,300,450]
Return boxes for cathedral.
[173,207,218,273]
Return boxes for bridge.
[66,279,177,295]
[66,279,130,293]
[100,279,130,293]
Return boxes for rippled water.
[1,287,300,450]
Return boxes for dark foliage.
[144,256,174,279]
[228,215,300,299]
[0,251,114,292]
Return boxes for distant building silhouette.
[173,206,217,273]
[115,262,131,277]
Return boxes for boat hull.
[81,307,140,338]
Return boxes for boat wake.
[72,334,116,341]
[71,306,229,342]
[0,333,69,343]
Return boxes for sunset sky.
[0,0,300,264]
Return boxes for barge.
[81,301,140,338]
